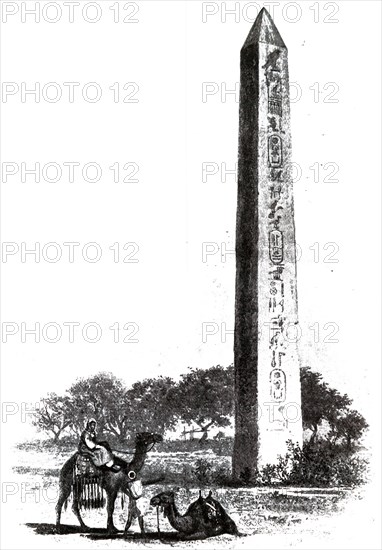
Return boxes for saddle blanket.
[75,454,99,477]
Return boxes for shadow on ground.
[26,523,182,542]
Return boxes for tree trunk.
[309,425,318,447]
[197,422,214,444]
[200,430,208,443]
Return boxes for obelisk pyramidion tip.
[242,7,286,50]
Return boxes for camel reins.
[112,448,135,455]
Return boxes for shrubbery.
[252,440,369,487]
[187,440,369,488]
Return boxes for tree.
[330,409,369,450]
[300,367,329,443]
[170,365,234,440]
[300,366,363,449]
[67,372,131,442]
[32,393,73,441]
[324,387,352,435]
[126,376,177,434]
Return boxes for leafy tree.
[67,372,131,442]
[300,366,329,443]
[32,393,73,441]
[324,387,352,435]
[300,366,365,449]
[32,364,368,457]
[330,409,369,450]
[170,365,234,440]
[126,376,177,434]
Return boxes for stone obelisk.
[233,8,303,480]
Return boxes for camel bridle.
[145,441,156,453]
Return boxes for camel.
[150,490,239,540]
[56,432,162,535]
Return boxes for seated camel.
[150,490,239,540]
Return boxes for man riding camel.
[78,418,121,473]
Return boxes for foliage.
[32,393,73,441]
[300,366,368,450]
[255,440,369,487]
[126,376,178,434]
[329,409,369,450]
[67,372,131,440]
[32,372,177,442]
[300,367,350,442]
[192,458,213,485]
[31,364,368,462]
[169,365,234,439]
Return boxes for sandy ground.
[1,448,380,549]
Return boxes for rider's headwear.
[86,418,97,428]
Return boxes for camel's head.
[135,432,163,447]
[150,491,175,514]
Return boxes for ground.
[1,446,379,549]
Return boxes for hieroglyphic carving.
[268,135,283,167]
[264,50,282,116]
[269,229,283,264]
[265,49,287,402]
[270,369,286,402]
[234,8,302,473]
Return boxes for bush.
[192,459,213,485]
[211,465,232,486]
[256,440,369,487]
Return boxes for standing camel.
[56,432,162,535]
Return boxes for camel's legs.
[71,494,87,530]
[135,498,145,534]
[123,497,135,536]
[138,517,145,534]
[106,491,118,533]
[55,483,71,526]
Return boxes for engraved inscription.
[267,70,282,116]
[268,134,283,168]
[269,229,284,264]
[270,368,286,402]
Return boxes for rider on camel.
[78,418,121,473]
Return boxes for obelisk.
[233,8,303,480]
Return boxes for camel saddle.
[74,453,100,477]
[73,454,105,510]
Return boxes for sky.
[1,0,381,448]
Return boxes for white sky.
[1,1,381,448]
